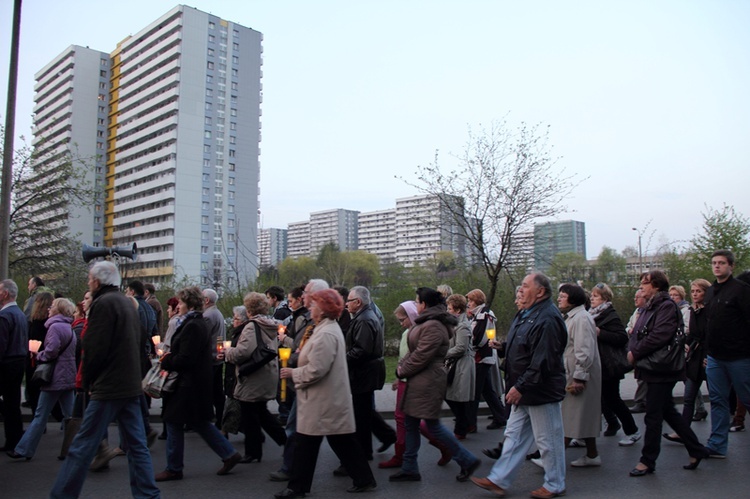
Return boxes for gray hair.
[350,285,371,305]
[307,279,329,293]
[202,288,218,304]
[531,273,553,299]
[0,279,19,299]
[233,305,248,322]
[90,261,121,287]
[53,297,76,318]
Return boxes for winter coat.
[628,291,685,383]
[397,304,457,419]
[161,311,214,424]
[445,313,475,402]
[82,285,143,401]
[36,314,77,392]
[346,303,386,394]
[685,306,707,382]
[594,305,629,380]
[292,318,355,436]
[225,316,279,403]
[504,298,567,406]
[223,320,248,397]
[561,305,602,439]
[203,305,226,365]
[705,276,750,361]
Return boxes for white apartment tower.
[258,228,287,267]
[286,221,311,258]
[26,45,109,256]
[309,209,359,256]
[358,209,396,265]
[104,6,263,287]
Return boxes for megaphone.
[82,243,138,263]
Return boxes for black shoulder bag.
[237,322,277,377]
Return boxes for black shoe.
[662,433,684,444]
[240,455,261,463]
[274,488,305,499]
[333,465,349,477]
[683,457,703,470]
[692,410,708,421]
[6,450,29,461]
[157,432,167,440]
[706,449,726,459]
[629,466,655,477]
[526,450,541,460]
[487,420,506,430]
[376,435,396,453]
[389,471,421,482]
[630,405,646,414]
[603,422,621,436]
[482,446,502,460]
[456,458,481,482]
[347,481,377,493]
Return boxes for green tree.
[277,256,318,289]
[687,204,750,274]
[547,252,588,286]
[592,246,627,284]
[346,250,380,287]
[402,119,579,308]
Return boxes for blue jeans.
[165,420,236,472]
[706,356,750,454]
[402,415,477,474]
[50,396,160,499]
[15,389,74,458]
[487,402,566,494]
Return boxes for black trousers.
[239,400,287,459]
[371,407,396,445]
[640,381,708,469]
[212,364,225,427]
[0,358,25,449]
[601,378,639,435]
[446,399,471,436]
[352,392,374,458]
[289,432,374,493]
[469,363,506,426]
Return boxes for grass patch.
[385,355,399,384]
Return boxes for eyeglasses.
[346,298,358,303]
[595,283,605,289]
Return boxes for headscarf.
[400,300,419,326]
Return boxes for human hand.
[566,380,585,395]
[391,380,398,391]
[627,351,634,365]
[506,386,522,406]
[280,367,294,379]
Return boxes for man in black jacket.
[704,249,750,458]
[0,279,29,451]
[50,261,159,499]
[471,273,567,499]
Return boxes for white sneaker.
[571,455,601,467]
[569,438,585,447]
[530,457,544,468]
[618,431,642,447]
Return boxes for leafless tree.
[402,119,580,307]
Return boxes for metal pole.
[0,0,23,279]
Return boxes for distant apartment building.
[309,209,359,255]
[534,220,586,272]
[358,209,397,265]
[29,6,263,288]
[24,45,109,258]
[394,194,469,267]
[506,230,535,273]
[286,221,311,258]
[258,228,287,267]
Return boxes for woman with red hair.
[275,289,376,498]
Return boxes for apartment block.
[309,209,359,256]
[534,220,587,271]
[286,220,310,258]
[358,209,397,264]
[258,228,287,267]
[25,45,109,256]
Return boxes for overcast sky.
[2,0,748,259]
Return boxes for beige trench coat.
[561,305,602,439]
[292,318,356,436]
[225,316,279,403]
[445,313,475,402]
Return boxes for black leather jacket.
[346,303,385,394]
[504,298,567,406]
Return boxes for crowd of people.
[0,247,748,498]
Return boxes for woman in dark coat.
[590,283,640,445]
[155,286,241,481]
[390,287,481,483]
[25,292,54,415]
[627,271,709,476]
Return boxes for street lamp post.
[631,227,643,274]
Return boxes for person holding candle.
[275,288,376,498]
[9,298,77,460]
[224,292,287,463]
[219,306,249,438]
[445,294,476,441]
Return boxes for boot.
[428,437,452,466]
[378,442,404,468]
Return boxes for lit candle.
[29,339,42,353]
[216,338,225,353]
[223,340,232,350]
[151,335,161,346]
[277,324,287,335]
[278,347,292,401]
[486,328,496,341]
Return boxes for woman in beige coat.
[558,283,602,468]
[274,289,376,499]
[224,292,286,463]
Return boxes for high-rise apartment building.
[286,221,310,258]
[358,209,397,265]
[506,230,535,273]
[29,6,263,287]
[309,209,359,256]
[25,45,109,257]
[533,220,586,271]
[258,228,287,267]
[104,6,262,287]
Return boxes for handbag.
[445,358,458,385]
[599,342,633,379]
[635,307,686,374]
[31,329,75,385]
[142,360,179,399]
[237,322,277,377]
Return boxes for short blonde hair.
[466,289,486,305]
[591,283,613,302]
[669,285,686,300]
[53,297,76,318]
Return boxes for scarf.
[588,301,612,320]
